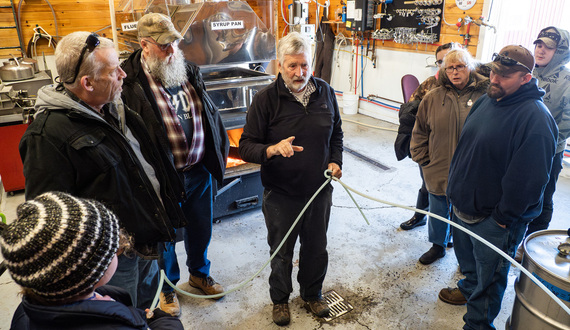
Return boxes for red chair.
[401,74,420,103]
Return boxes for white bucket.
[342,92,359,115]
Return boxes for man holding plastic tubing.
[440,45,557,330]
[239,32,343,326]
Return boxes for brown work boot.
[272,303,290,326]
[305,298,330,317]
[159,291,181,317]
[438,287,467,305]
[189,275,224,299]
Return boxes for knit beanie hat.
[0,192,120,301]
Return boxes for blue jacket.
[10,285,183,330]
[447,78,558,227]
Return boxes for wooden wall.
[277,0,485,56]
[0,0,118,59]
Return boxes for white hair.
[55,31,114,88]
[277,32,312,65]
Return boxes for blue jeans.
[158,240,181,294]
[158,163,213,290]
[428,193,450,248]
[107,253,160,309]
[526,151,563,236]
[452,213,526,330]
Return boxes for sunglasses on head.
[492,53,532,73]
[65,33,100,85]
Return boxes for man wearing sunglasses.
[121,13,229,316]
[442,45,558,329]
[19,32,186,311]
[514,27,570,262]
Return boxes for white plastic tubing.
[150,171,570,318]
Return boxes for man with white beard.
[121,13,229,316]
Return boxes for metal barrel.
[506,230,570,330]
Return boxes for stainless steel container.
[0,59,34,82]
[506,230,570,330]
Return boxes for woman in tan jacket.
[410,48,489,264]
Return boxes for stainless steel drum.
[506,230,570,330]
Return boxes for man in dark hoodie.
[514,27,570,261]
[121,13,229,315]
[440,45,557,329]
[239,32,343,326]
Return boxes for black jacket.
[239,74,343,196]
[121,49,229,184]
[394,99,421,161]
[20,86,186,257]
[10,285,183,330]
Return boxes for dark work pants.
[414,164,429,219]
[262,184,333,304]
[526,151,563,237]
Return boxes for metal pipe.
[109,0,119,52]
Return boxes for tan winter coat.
[410,70,489,195]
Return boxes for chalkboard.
[377,0,444,44]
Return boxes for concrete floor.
[1,113,569,330]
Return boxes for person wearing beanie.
[513,27,570,262]
[1,192,183,329]
[19,31,186,310]
[440,45,557,329]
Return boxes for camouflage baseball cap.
[137,13,182,45]
[533,27,560,49]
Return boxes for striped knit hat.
[0,192,120,301]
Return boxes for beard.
[487,83,505,100]
[146,47,188,88]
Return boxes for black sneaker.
[400,215,427,230]
[419,244,446,265]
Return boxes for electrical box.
[346,0,375,32]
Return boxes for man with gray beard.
[121,13,229,316]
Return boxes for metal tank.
[506,229,570,330]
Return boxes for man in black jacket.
[239,32,343,326]
[121,13,229,315]
[19,32,186,310]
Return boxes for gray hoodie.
[533,27,570,154]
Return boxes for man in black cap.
[438,45,558,329]
[121,13,229,316]
[512,26,570,262]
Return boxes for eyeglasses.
[445,64,466,73]
[492,53,532,73]
[65,33,100,85]
[435,59,443,67]
[145,38,179,51]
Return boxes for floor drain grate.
[322,290,353,321]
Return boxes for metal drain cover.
[322,290,354,321]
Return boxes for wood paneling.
[0,0,118,58]
[277,0,485,56]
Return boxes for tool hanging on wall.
[26,26,57,59]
